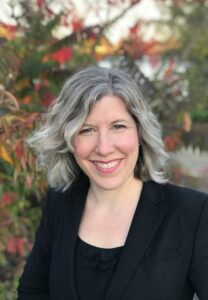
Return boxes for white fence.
[169,146,208,193]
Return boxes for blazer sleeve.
[189,195,208,300]
[17,190,52,300]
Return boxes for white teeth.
[93,160,119,169]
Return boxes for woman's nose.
[95,132,114,156]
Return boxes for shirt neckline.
[77,236,124,251]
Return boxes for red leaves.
[164,135,180,151]
[6,237,24,257]
[41,91,54,107]
[1,194,12,206]
[32,79,54,106]
[36,0,45,6]
[129,24,139,35]
[123,23,162,58]
[164,58,176,78]
[107,0,140,5]
[1,192,17,208]
[45,47,73,64]
[72,18,83,32]
[33,79,49,92]
[34,82,41,92]
[36,0,53,17]
[6,237,33,257]
[20,96,32,105]
[51,47,73,64]
[14,140,25,159]
[0,24,17,40]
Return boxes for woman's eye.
[79,128,94,135]
[113,124,126,129]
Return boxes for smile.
[92,160,121,169]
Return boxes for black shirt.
[75,237,123,300]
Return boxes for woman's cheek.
[73,139,93,158]
[117,134,139,153]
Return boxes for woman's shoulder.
[44,180,89,210]
[40,188,69,226]
[146,180,207,201]
[158,181,208,217]
[44,187,69,209]
[162,182,208,199]
[162,181,208,202]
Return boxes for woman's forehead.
[83,95,135,124]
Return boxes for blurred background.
[0,0,207,298]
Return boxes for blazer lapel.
[106,181,167,300]
[62,181,89,300]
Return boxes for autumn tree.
[155,0,208,119]
[0,0,144,297]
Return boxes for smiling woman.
[73,95,140,191]
[17,66,208,300]
[27,66,168,191]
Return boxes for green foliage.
[158,0,208,112]
[0,277,18,300]
[191,110,208,123]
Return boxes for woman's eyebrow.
[81,122,94,127]
[81,119,130,127]
[112,119,130,124]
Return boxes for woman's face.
[73,95,139,191]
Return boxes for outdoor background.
[0,0,208,298]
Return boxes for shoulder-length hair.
[28,66,168,191]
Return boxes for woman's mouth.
[91,159,122,174]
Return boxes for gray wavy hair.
[28,66,168,191]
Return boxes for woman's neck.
[88,177,143,211]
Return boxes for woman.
[18,66,208,300]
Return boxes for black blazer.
[17,181,208,300]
